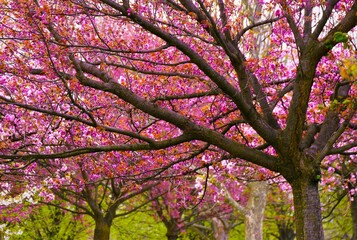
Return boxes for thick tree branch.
[0,135,193,160]
[316,0,357,57]
[303,0,313,43]
[299,124,320,150]
[100,0,279,144]
[74,58,280,171]
[283,46,320,153]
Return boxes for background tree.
[39,155,164,240]
[4,203,90,240]
[320,154,356,239]
[264,184,295,240]
[0,152,163,240]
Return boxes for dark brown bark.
[94,217,112,240]
[166,223,180,240]
[291,177,324,240]
[166,234,179,240]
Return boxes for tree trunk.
[212,217,229,240]
[245,181,268,240]
[94,217,112,240]
[166,232,178,240]
[165,222,180,240]
[291,178,324,240]
[351,195,357,240]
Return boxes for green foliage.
[177,219,244,240]
[316,175,321,181]
[263,185,295,239]
[110,210,166,239]
[227,223,245,240]
[322,193,353,239]
[1,204,90,240]
[1,193,353,240]
[333,32,349,44]
[325,32,349,50]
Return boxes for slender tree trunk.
[245,181,268,240]
[291,178,324,240]
[211,217,229,240]
[351,195,357,240]
[94,217,112,240]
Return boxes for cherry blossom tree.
[42,160,161,240]
[0,0,356,239]
[3,203,90,240]
[0,150,164,240]
[149,175,236,240]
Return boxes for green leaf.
[317,104,325,110]
[333,32,349,43]
[342,99,350,105]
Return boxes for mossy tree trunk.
[165,222,180,240]
[94,216,113,240]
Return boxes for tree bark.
[211,217,229,240]
[166,232,179,240]
[222,181,268,240]
[291,178,324,240]
[94,217,112,240]
[165,220,180,240]
[245,181,268,240]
